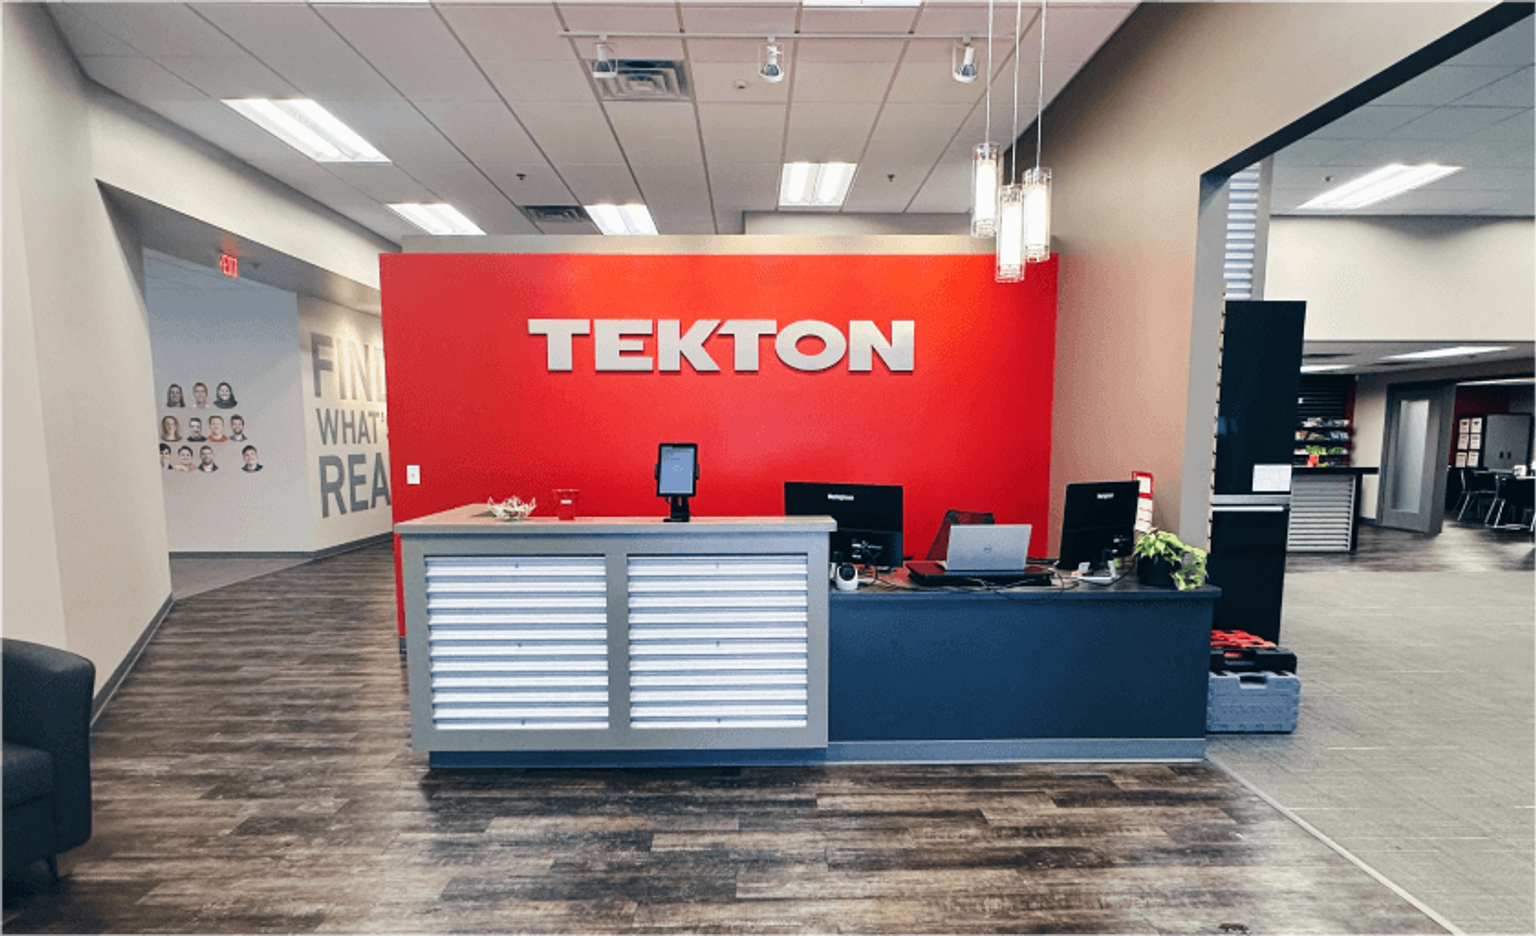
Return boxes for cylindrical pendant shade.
[1022,167,1052,263]
[971,143,1001,238]
[995,183,1025,283]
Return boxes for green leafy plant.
[1131,529,1208,590]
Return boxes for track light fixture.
[760,40,785,83]
[592,37,618,80]
[952,41,978,83]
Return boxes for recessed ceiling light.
[585,203,659,236]
[1385,345,1509,361]
[1457,377,1535,386]
[779,162,858,208]
[386,203,485,236]
[1300,364,1350,373]
[1297,163,1461,211]
[223,99,387,163]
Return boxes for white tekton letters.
[528,319,915,373]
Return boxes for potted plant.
[1131,529,1208,590]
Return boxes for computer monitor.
[1056,480,1140,571]
[784,481,903,569]
[655,443,698,521]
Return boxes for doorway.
[1378,382,1456,534]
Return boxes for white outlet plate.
[406,465,421,485]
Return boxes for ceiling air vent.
[521,205,588,224]
[593,60,692,102]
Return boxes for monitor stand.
[665,495,692,523]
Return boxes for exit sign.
[219,254,239,278]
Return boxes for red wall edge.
[381,253,1058,634]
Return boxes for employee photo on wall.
[186,417,205,442]
[198,446,217,472]
[208,415,227,442]
[165,383,185,407]
[192,381,209,408]
[159,415,180,442]
[229,414,247,441]
[214,381,238,409]
[176,446,194,472]
[241,445,262,473]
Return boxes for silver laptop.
[943,524,1032,573]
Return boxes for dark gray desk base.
[431,579,1215,767]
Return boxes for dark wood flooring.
[1286,516,1534,573]
[4,544,1451,934]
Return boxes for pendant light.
[970,1,1001,238]
[995,0,1025,283]
[1022,0,1052,263]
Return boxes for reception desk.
[398,506,1217,767]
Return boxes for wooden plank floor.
[4,544,1449,934]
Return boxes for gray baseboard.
[92,592,173,727]
[169,532,392,562]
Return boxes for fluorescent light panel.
[1385,345,1508,361]
[223,99,386,163]
[1297,163,1461,211]
[1300,364,1350,373]
[779,162,857,208]
[585,203,659,236]
[1457,377,1534,386]
[387,203,485,236]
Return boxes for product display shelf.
[1294,417,1351,467]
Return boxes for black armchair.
[3,638,94,878]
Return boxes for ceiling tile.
[1455,68,1535,109]
[714,207,745,234]
[192,4,356,61]
[691,61,791,104]
[1444,21,1534,68]
[323,163,436,203]
[1311,105,1432,140]
[862,103,974,165]
[1425,138,1533,169]
[315,6,497,100]
[654,216,718,235]
[331,202,418,241]
[606,102,703,164]
[1430,166,1536,192]
[1038,6,1135,62]
[560,163,643,203]
[1388,106,1529,141]
[796,39,904,64]
[797,7,920,35]
[405,163,540,234]
[481,58,598,104]
[594,37,690,60]
[841,162,925,212]
[905,160,970,213]
[314,101,463,164]
[890,39,1012,105]
[156,56,300,100]
[784,103,880,162]
[706,163,781,210]
[78,56,208,102]
[1272,138,1358,169]
[414,101,548,165]
[245,159,375,205]
[557,4,681,34]
[437,4,571,61]
[1372,65,1524,108]
[1462,108,1534,143]
[511,102,625,163]
[1321,138,1446,167]
[698,103,787,163]
[263,57,404,102]
[632,162,713,217]
[69,5,245,57]
[790,60,898,104]
[679,4,799,35]
[478,162,577,205]
[687,38,778,64]
[47,6,139,56]
[913,4,994,37]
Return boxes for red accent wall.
[381,253,1058,633]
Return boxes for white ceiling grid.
[51,1,1133,239]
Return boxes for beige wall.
[3,5,395,693]
[1268,216,1535,341]
[3,3,170,688]
[1042,3,1495,547]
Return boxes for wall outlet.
[406,465,421,485]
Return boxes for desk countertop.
[837,566,1219,602]
[396,503,836,537]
